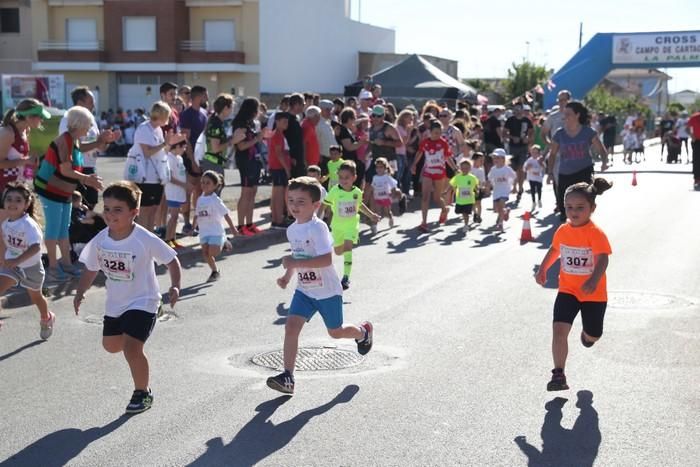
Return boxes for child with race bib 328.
[323,160,380,290]
[535,177,613,391]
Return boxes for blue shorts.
[200,235,225,247]
[494,196,509,203]
[289,289,343,329]
[167,200,184,208]
[39,196,71,240]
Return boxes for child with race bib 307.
[535,177,613,392]
[74,181,182,414]
[268,176,373,395]
[323,160,380,291]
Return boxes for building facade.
[17,0,394,112]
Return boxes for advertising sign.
[1,74,66,111]
[612,32,700,64]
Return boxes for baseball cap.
[319,99,334,110]
[358,89,372,100]
[371,105,385,116]
[491,148,508,157]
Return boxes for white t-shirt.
[286,216,342,300]
[79,224,177,317]
[623,131,638,150]
[676,118,689,138]
[165,152,187,203]
[471,166,486,184]
[523,157,545,182]
[371,174,398,200]
[59,112,100,168]
[124,126,135,145]
[195,193,229,237]
[134,121,167,184]
[2,214,42,268]
[487,165,517,199]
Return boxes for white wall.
[259,0,394,94]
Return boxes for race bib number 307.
[560,245,594,275]
[98,248,135,281]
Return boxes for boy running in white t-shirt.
[268,176,373,395]
[75,181,182,414]
[523,144,545,211]
[164,146,188,249]
[487,148,517,232]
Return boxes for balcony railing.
[38,40,104,51]
[180,40,242,52]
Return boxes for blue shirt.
[553,126,597,175]
[179,107,208,148]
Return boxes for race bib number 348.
[297,268,323,289]
[560,245,594,275]
[98,249,135,281]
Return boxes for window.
[0,8,20,33]
[203,20,235,51]
[66,18,98,50]
[123,17,156,52]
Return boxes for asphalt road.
[1,145,699,467]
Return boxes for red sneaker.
[418,223,429,233]
[247,224,262,234]
[240,225,255,237]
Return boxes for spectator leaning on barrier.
[35,106,104,282]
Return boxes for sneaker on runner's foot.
[341,275,350,290]
[418,223,429,233]
[546,369,569,391]
[356,321,373,355]
[248,224,261,234]
[39,311,56,340]
[125,389,153,414]
[267,371,294,394]
[207,270,221,282]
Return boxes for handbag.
[124,145,146,182]
[147,153,170,185]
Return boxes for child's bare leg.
[165,207,179,241]
[103,335,125,354]
[207,244,221,272]
[462,213,469,226]
[283,315,305,373]
[123,335,149,390]
[552,322,572,370]
[327,324,363,340]
[421,178,433,224]
[27,288,49,321]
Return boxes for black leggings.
[529,180,542,202]
[557,165,593,214]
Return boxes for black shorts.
[553,292,607,338]
[136,183,164,207]
[236,154,261,187]
[455,203,473,215]
[103,309,157,342]
[183,155,202,177]
[510,145,528,169]
[364,158,376,183]
[270,169,288,187]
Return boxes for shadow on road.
[0,339,45,363]
[0,415,130,467]
[186,385,359,467]
[514,390,600,467]
[273,302,288,325]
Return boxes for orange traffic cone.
[520,211,534,242]
[632,170,638,186]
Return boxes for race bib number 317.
[560,245,594,275]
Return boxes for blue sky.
[350,0,699,93]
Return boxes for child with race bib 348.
[323,160,380,290]
[535,177,613,392]
[74,181,182,414]
[268,176,373,395]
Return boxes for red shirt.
[302,118,320,166]
[419,137,452,175]
[268,130,290,171]
[687,112,700,140]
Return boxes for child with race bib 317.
[323,160,380,291]
[268,176,373,395]
[74,181,182,414]
[535,177,613,391]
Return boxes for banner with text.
[612,32,700,64]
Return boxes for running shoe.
[356,321,373,355]
[223,239,233,252]
[546,369,569,391]
[181,223,194,235]
[270,223,287,230]
[473,214,482,223]
[171,239,185,249]
[389,218,395,228]
[503,208,510,222]
[266,370,294,394]
[239,225,255,237]
[39,311,56,340]
[418,223,429,233]
[398,195,407,215]
[46,267,70,283]
[538,200,543,208]
[370,224,378,235]
[497,222,505,232]
[247,224,262,234]
[439,207,448,224]
[341,275,350,290]
[154,226,166,239]
[207,270,221,283]
[462,225,469,235]
[125,389,154,414]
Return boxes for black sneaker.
[356,321,373,355]
[473,214,482,223]
[267,370,294,394]
[125,389,153,414]
[398,195,407,215]
[546,369,569,391]
[341,275,350,290]
[207,270,221,283]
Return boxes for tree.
[667,102,685,114]
[464,78,493,94]
[584,86,652,120]
[502,62,549,102]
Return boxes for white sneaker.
[538,200,543,208]
[462,225,469,234]
[531,202,536,211]
[40,311,56,340]
[370,224,378,235]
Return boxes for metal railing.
[38,40,104,51]
[179,40,242,52]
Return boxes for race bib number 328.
[98,249,135,281]
[560,245,594,275]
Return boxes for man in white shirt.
[59,86,120,208]
[316,100,336,175]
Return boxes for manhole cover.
[608,291,695,310]
[250,347,364,371]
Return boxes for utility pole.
[579,22,583,49]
